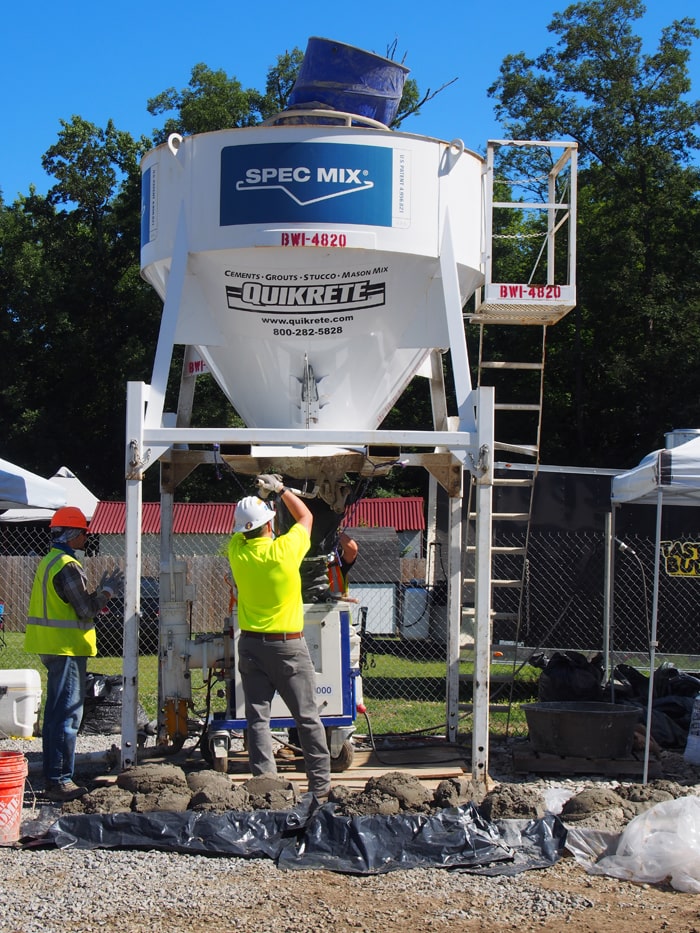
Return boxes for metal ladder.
[461,139,578,696]
[463,322,547,649]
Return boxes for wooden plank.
[512,744,662,778]
[224,749,469,791]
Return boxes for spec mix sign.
[220,142,394,227]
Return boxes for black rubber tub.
[522,701,639,758]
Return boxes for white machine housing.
[226,604,356,723]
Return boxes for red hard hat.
[50,506,89,531]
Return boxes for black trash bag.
[528,652,548,670]
[622,696,694,748]
[654,666,700,699]
[537,651,604,702]
[278,805,567,876]
[653,696,696,746]
[616,663,700,702]
[48,796,318,857]
[614,663,649,699]
[611,663,697,748]
[80,673,149,735]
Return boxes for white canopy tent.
[0,466,98,522]
[611,431,700,781]
[611,435,700,508]
[0,458,67,511]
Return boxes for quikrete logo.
[226,280,386,312]
[220,142,393,226]
[237,166,373,205]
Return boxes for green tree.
[488,0,700,466]
[0,118,161,497]
[147,63,264,143]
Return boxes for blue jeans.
[40,655,87,785]
[238,636,330,797]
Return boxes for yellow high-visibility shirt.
[228,524,310,633]
[25,550,97,656]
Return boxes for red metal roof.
[90,502,237,535]
[90,497,424,534]
[343,497,425,531]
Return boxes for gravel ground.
[1,731,700,933]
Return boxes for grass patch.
[2,633,162,720]
[360,699,448,737]
[3,632,534,738]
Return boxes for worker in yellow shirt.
[228,475,331,801]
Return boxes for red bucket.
[0,750,28,845]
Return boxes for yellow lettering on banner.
[661,540,700,577]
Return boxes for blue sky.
[2,0,698,201]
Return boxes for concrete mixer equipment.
[121,37,577,789]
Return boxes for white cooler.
[0,669,42,738]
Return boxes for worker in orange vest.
[326,531,359,597]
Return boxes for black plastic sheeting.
[45,801,567,876]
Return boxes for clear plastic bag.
[566,795,700,893]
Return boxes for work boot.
[45,780,88,802]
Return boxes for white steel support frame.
[603,511,614,682]
[484,139,577,289]
[121,211,496,789]
[471,388,494,782]
[122,397,496,777]
[644,491,664,785]
[122,382,145,768]
[446,483,463,744]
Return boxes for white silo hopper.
[140,123,482,432]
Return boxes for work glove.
[256,473,285,498]
[99,567,125,599]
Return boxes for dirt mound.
[58,759,699,834]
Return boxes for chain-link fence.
[2,514,698,742]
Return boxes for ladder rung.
[468,512,530,521]
[464,578,522,588]
[464,545,527,555]
[494,478,533,487]
[493,442,539,456]
[462,609,519,621]
[495,403,541,412]
[480,361,543,370]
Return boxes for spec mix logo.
[220,142,392,226]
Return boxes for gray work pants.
[237,635,331,796]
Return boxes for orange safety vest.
[327,555,348,595]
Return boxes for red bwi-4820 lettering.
[498,284,563,299]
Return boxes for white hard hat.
[234,496,275,533]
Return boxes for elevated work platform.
[468,139,577,326]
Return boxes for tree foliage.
[487,0,700,466]
[0,117,162,497]
[148,63,265,143]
